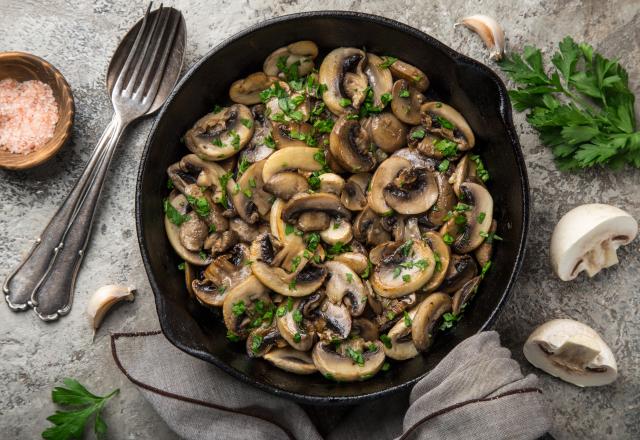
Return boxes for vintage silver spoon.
[3,3,186,320]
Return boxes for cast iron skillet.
[136,11,530,404]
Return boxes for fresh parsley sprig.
[498,36,639,170]
[42,378,119,440]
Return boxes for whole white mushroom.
[550,203,637,281]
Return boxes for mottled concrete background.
[1,0,638,439]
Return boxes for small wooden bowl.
[0,52,74,170]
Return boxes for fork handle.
[4,115,126,319]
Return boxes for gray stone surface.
[0,0,638,439]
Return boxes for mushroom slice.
[263,40,318,78]
[439,254,477,294]
[179,154,228,190]
[324,261,367,316]
[422,232,451,292]
[222,276,271,338]
[383,167,438,215]
[421,102,475,151]
[263,348,317,375]
[368,156,411,214]
[412,293,452,352]
[276,298,315,351]
[319,47,368,115]
[184,104,254,161]
[318,173,346,196]
[317,299,353,340]
[352,318,380,342]
[164,193,212,266]
[371,240,436,298]
[271,121,314,148]
[365,113,407,153]
[229,72,277,105]
[262,147,323,183]
[282,193,351,224]
[427,172,457,226]
[550,204,638,281]
[329,116,376,173]
[246,324,282,358]
[263,171,309,201]
[341,173,370,211]
[451,276,481,315]
[364,53,393,108]
[298,212,331,232]
[334,252,369,277]
[252,260,327,297]
[229,217,261,243]
[475,219,497,268]
[391,80,425,125]
[383,308,419,361]
[312,338,385,381]
[388,59,429,92]
[240,105,275,164]
[523,319,618,387]
[449,154,476,197]
[231,160,272,222]
[353,207,391,246]
[320,219,353,246]
[179,216,208,251]
[451,182,494,253]
[392,147,438,171]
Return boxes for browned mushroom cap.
[475,219,497,268]
[282,193,351,223]
[229,217,261,243]
[318,173,346,196]
[271,121,314,148]
[364,113,407,153]
[312,338,385,381]
[352,318,380,342]
[324,261,367,316]
[329,116,376,173]
[298,212,331,232]
[184,104,254,161]
[179,215,208,251]
[383,167,439,215]
[230,160,272,224]
[368,156,411,214]
[262,147,323,183]
[388,59,429,92]
[439,254,478,293]
[383,308,419,360]
[334,252,369,276]
[253,257,327,297]
[371,239,436,298]
[263,40,318,78]
[427,172,457,226]
[246,324,283,358]
[363,53,393,108]
[263,171,309,201]
[276,298,315,351]
[452,276,481,315]
[203,230,238,255]
[422,231,451,292]
[353,207,391,246]
[341,173,370,211]
[196,243,253,306]
[222,275,271,338]
[412,293,452,351]
[451,182,494,254]
[229,72,278,105]
[390,80,425,125]
[319,47,368,115]
[317,298,352,340]
[263,348,317,375]
[165,192,213,266]
[421,102,475,151]
[392,147,438,171]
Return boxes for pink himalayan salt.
[0,78,60,154]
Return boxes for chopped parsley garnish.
[276,305,287,317]
[213,104,223,113]
[198,250,208,261]
[381,209,395,217]
[399,88,410,98]
[380,334,392,349]
[237,156,251,177]
[434,252,442,272]
[393,267,402,278]
[293,332,302,343]
[264,132,276,148]
[386,311,396,320]
[285,223,295,235]
[163,199,190,226]
[367,343,379,352]
[443,233,455,245]
[292,309,303,323]
[380,92,392,106]
[454,215,467,226]
[477,212,486,223]
[410,129,426,140]
[436,115,454,130]
[327,241,350,255]
[288,279,297,291]
[403,311,412,327]
[346,347,365,366]
[346,272,354,283]
[361,259,373,279]
[438,159,450,172]
[276,55,300,81]
[379,56,398,69]
[308,172,321,190]
[209,224,217,233]
[414,259,429,271]
[248,177,257,188]
[231,301,245,316]
[211,137,224,147]
[381,362,391,371]
[226,330,240,342]
[399,240,413,257]
[339,97,352,107]
[306,232,321,251]
[229,130,241,150]
[241,118,253,128]
[166,178,174,189]
[439,312,462,331]
[290,255,301,272]
[242,188,253,198]
[454,203,471,212]
[177,262,185,271]
[469,154,490,182]
[402,274,411,283]
[481,260,492,278]
[251,335,263,354]
[287,297,294,312]
[216,172,233,209]
[313,118,334,133]
[479,231,503,243]
[434,139,458,157]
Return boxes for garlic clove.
[456,15,506,61]
[523,319,617,387]
[87,285,135,332]
[550,204,638,281]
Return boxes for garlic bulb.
[456,15,506,61]
[86,285,135,334]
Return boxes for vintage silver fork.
[3,3,186,320]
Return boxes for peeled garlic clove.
[523,319,617,387]
[87,285,135,330]
[457,15,505,61]
[550,204,637,281]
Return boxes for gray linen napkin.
[111,330,551,439]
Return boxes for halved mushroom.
[184,104,254,161]
[390,80,425,125]
[271,121,314,148]
[438,254,477,294]
[179,154,228,190]
[427,173,457,226]
[179,216,208,251]
[222,275,271,338]
[371,240,436,298]
[392,147,438,171]
[277,298,315,351]
[368,156,411,214]
[329,116,376,173]
[475,219,497,268]
[229,217,261,243]
[165,192,212,266]
[363,53,393,108]
[383,167,438,215]
[451,276,481,315]
[262,147,323,183]
[246,324,283,358]
[365,113,407,153]
[341,173,370,211]
[449,154,475,197]
[320,219,353,245]
[319,47,368,115]
[282,193,351,224]
[334,252,369,276]
[421,102,475,151]
[352,318,380,342]
[240,105,275,164]
[388,59,429,92]
[312,338,385,381]
[263,171,309,201]
[229,160,272,224]
[318,173,346,196]
[264,40,318,78]
[422,231,451,292]
[263,347,318,375]
[253,256,327,297]
[451,182,494,254]
[523,319,618,387]
[383,308,419,361]
[324,261,367,316]
[317,298,352,340]
[196,243,253,306]
[412,293,452,351]
[229,72,277,105]
[353,207,391,246]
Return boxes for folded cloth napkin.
[111,330,551,440]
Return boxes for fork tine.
[141,10,181,101]
[134,6,173,96]
[113,2,153,94]
[124,5,166,94]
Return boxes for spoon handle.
[3,115,126,319]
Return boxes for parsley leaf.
[163,198,190,226]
